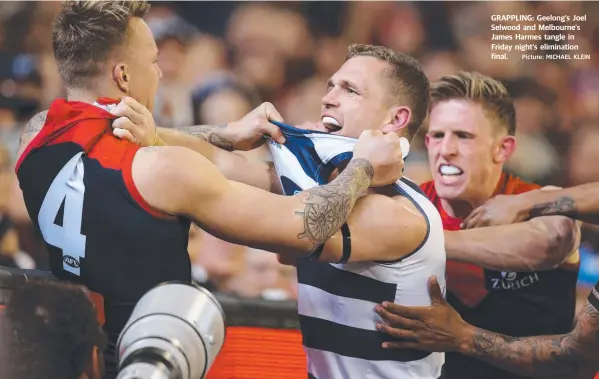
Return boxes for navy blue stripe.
[328,151,352,167]
[271,120,329,137]
[297,259,396,303]
[308,374,317,379]
[300,315,431,362]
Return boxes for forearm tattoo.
[529,196,576,219]
[469,302,599,378]
[19,110,48,147]
[176,125,234,151]
[294,158,373,250]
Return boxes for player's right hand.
[109,97,161,147]
[224,102,287,150]
[353,130,404,187]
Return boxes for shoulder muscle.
[17,110,48,159]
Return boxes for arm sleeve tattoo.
[293,158,373,251]
[466,284,599,378]
[19,110,48,147]
[175,125,234,151]
[529,197,577,219]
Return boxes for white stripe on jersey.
[298,284,381,331]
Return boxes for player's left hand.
[374,276,469,353]
[461,193,533,229]
[109,97,161,147]
[223,102,287,151]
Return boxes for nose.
[439,134,458,158]
[321,87,340,109]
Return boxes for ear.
[424,132,430,148]
[112,63,130,94]
[493,135,516,164]
[381,106,411,134]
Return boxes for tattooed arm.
[16,110,48,161]
[156,102,286,152]
[462,184,599,228]
[156,125,282,193]
[462,300,599,378]
[376,278,599,379]
[131,139,400,260]
[523,183,599,225]
[157,125,233,151]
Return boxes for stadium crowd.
[1,0,599,306]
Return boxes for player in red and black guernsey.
[415,72,580,379]
[15,2,406,378]
[373,177,599,378]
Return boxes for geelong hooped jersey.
[15,98,191,348]
[267,122,446,379]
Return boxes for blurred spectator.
[189,228,246,293]
[0,144,34,270]
[191,73,259,125]
[226,248,297,300]
[1,0,599,300]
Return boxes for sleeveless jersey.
[15,98,191,376]
[421,175,579,379]
[267,123,446,379]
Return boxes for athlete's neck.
[66,86,123,105]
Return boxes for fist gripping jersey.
[268,122,446,379]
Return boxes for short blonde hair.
[430,71,516,136]
[345,44,430,140]
[52,0,151,89]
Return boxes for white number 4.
[38,152,87,276]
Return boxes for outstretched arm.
[524,183,599,224]
[460,300,598,378]
[157,124,233,151]
[446,216,579,271]
[132,137,402,261]
[109,98,285,193]
[463,184,599,228]
[157,126,282,193]
[375,278,599,379]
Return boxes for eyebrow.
[327,79,361,91]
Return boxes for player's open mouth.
[438,164,463,176]
[322,116,342,133]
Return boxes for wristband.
[337,223,352,264]
[309,243,325,261]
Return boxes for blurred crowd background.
[1,1,599,303]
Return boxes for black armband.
[309,244,325,261]
[588,281,599,311]
[337,223,352,264]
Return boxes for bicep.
[133,146,314,255]
[184,179,309,253]
[322,194,427,262]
